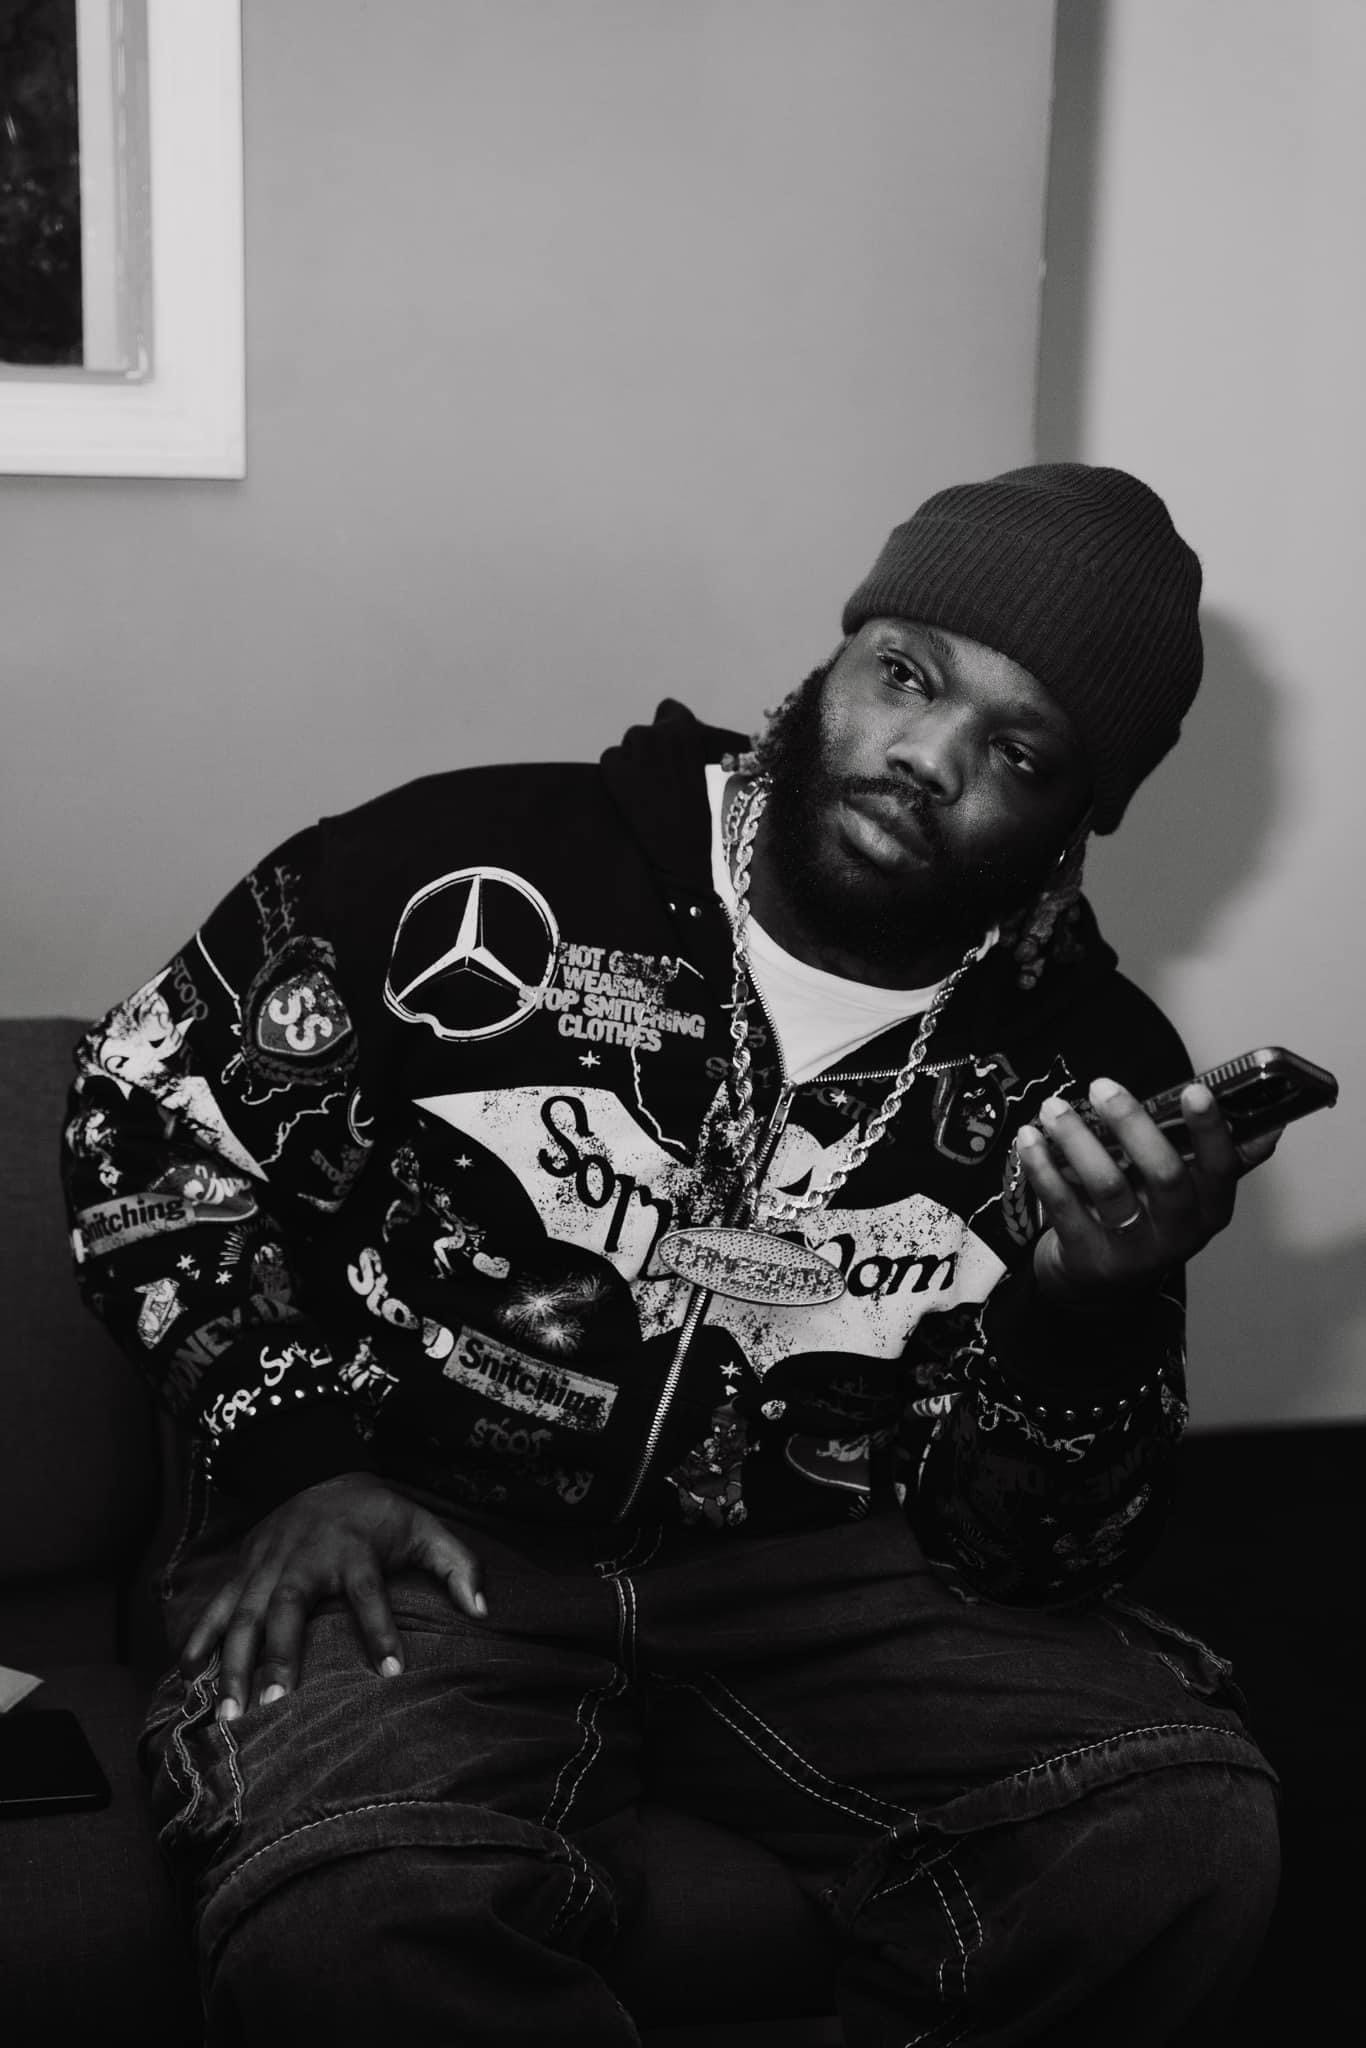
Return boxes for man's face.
[761,619,1093,975]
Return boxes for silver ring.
[1107,1207,1144,1234]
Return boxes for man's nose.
[885,710,964,804]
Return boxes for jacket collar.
[599,697,744,896]
[598,699,1119,1052]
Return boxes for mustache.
[802,770,948,856]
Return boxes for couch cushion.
[0,1577,126,1673]
[0,1017,161,1586]
[0,1664,202,2046]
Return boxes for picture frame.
[0,0,244,478]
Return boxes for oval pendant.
[656,1226,846,1306]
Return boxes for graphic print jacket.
[62,703,1195,1605]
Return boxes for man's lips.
[833,789,937,867]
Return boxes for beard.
[755,662,1060,978]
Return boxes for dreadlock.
[997,833,1088,991]
[722,677,1091,991]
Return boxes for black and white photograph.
[1,5,1360,2044]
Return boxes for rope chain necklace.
[656,774,978,1307]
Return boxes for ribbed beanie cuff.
[840,465,1203,831]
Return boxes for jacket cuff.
[982,1264,1179,1400]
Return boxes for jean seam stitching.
[166,1661,217,1836]
[542,1551,639,1834]
[594,1535,639,1578]
[669,1674,902,1833]
[540,1562,634,1833]
[705,1674,919,1827]
[543,1665,627,1832]
[156,1691,192,1806]
[595,1526,660,1578]
[220,1701,245,1829]
[1031,1719,1249,1776]
[540,1683,603,1831]
[944,1851,982,2003]
[927,1860,968,2002]
[213,1795,565,1892]
[1107,1596,1234,1675]
[618,1564,638,1679]
[866,1842,955,1910]
[548,1849,584,1934]
[547,1836,603,1937]
[1098,1607,1222,1697]
[946,1851,983,1955]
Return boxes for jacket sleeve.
[60,825,378,1510]
[896,961,1195,1607]
[897,1267,1187,1606]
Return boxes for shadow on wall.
[1086,608,1279,993]
[1037,1,1366,1423]
[1036,0,1108,466]
[1088,621,1362,1426]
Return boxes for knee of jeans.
[199,1800,618,1993]
[828,1767,1279,2048]
[1135,1760,1281,1929]
[207,1838,628,2047]
[831,1763,1280,2043]
[837,1761,1280,1969]
[1023,1760,1281,1944]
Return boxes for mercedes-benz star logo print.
[384,867,561,1041]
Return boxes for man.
[63,464,1282,2045]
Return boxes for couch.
[2,1015,1359,2044]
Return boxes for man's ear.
[1063,804,1094,857]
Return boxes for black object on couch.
[1,1016,1358,2044]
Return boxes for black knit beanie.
[840,463,1203,831]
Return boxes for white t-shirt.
[705,765,947,1086]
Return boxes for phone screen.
[0,1707,111,1817]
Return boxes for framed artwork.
[0,0,244,477]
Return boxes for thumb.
[408,1509,488,1619]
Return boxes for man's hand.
[1016,1076,1281,1305]
[180,1471,487,1723]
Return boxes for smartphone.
[0,1707,111,1818]
[1125,1045,1338,1163]
[1007,1046,1338,1233]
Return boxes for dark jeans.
[143,1489,1279,2047]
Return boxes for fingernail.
[472,1592,489,1618]
[1015,1124,1041,1151]
[379,1655,402,1678]
[1183,1082,1215,1113]
[217,1697,240,1724]
[1039,1095,1069,1125]
[260,1683,286,1706]
[1089,1076,1124,1104]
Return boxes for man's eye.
[878,653,927,692]
[996,741,1044,781]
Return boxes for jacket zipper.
[613,961,795,1523]
[822,1055,960,1085]
[612,974,961,1520]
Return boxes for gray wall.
[2,0,1056,1017]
